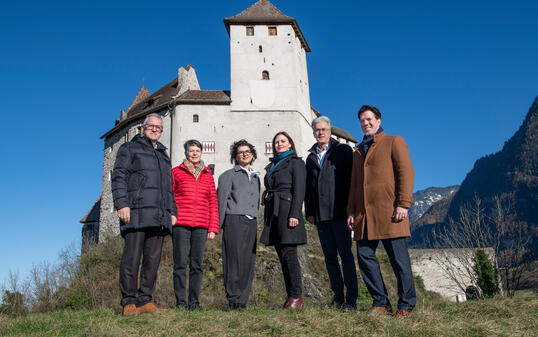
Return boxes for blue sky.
[0,0,537,283]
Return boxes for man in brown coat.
[346,105,416,318]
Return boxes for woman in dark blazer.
[261,131,307,309]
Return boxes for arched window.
[259,45,263,53]
[193,114,199,123]
[262,71,270,80]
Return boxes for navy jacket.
[305,138,353,223]
[112,134,177,236]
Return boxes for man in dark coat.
[112,113,177,315]
[305,116,358,310]
[346,105,416,318]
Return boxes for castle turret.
[224,0,312,123]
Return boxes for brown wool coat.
[346,131,414,240]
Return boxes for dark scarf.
[184,159,205,180]
[362,127,384,155]
[267,150,293,179]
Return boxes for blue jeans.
[172,226,208,307]
[356,237,416,311]
[316,219,358,305]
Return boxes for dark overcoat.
[304,138,353,223]
[112,134,178,236]
[260,155,307,246]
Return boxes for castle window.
[246,26,254,36]
[259,45,263,53]
[268,27,277,36]
[202,141,215,153]
[265,142,273,154]
[193,114,199,123]
[262,71,270,80]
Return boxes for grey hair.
[184,139,203,158]
[143,113,163,126]
[311,116,332,130]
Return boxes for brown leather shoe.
[122,304,138,316]
[137,302,168,314]
[284,297,304,309]
[394,309,412,318]
[368,305,393,314]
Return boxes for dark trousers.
[275,244,302,298]
[119,227,164,307]
[172,226,208,307]
[317,219,358,305]
[222,215,257,306]
[356,236,416,311]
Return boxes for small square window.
[265,142,273,154]
[268,27,277,36]
[246,26,254,36]
[193,114,199,123]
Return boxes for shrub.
[0,290,28,316]
[474,249,500,298]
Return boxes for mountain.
[409,186,459,225]
[448,97,538,231]
[411,97,538,249]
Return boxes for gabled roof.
[101,76,182,139]
[223,0,310,52]
[80,196,101,223]
[127,84,151,111]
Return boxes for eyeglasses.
[238,150,252,156]
[314,128,329,134]
[145,124,163,131]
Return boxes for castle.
[80,0,357,242]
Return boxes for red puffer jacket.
[172,163,219,234]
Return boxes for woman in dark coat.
[261,131,307,309]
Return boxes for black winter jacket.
[304,138,353,223]
[112,134,177,236]
[260,155,307,246]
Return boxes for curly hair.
[229,139,257,165]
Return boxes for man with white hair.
[112,113,177,315]
[304,116,358,310]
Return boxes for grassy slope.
[0,292,537,337]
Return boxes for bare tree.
[432,194,532,298]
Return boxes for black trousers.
[317,219,358,305]
[119,227,164,307]
[222,215,257,306]
[275,244,302,298]
[356,236,416,311]
[172,226,207,307]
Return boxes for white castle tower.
[224,0,312,122]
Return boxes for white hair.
[311,116,331,130]
[143,113,163,126]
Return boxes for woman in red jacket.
[172,139,219,309]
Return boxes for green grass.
[1,292,536,337]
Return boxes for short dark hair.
[358,105,381,120]
[230,139,257,165]
[272,131,297,156]
[183,139,203,158]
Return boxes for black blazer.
[260,155,307,246]
[304,138,353,223]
